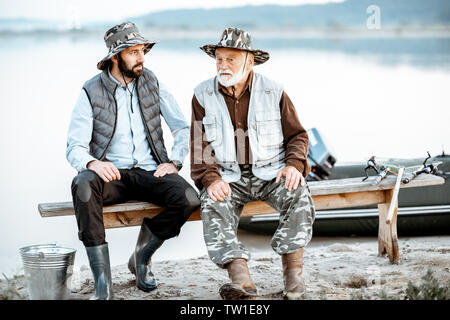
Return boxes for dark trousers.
[71,167,200,247]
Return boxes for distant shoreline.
[1,25,450,40]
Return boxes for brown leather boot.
[219,258,258,300]
[282,248,306,300]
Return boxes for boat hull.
[238,154,450,236]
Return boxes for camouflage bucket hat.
[97,22,158,70]
[200,27,269,65]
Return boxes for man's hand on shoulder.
[276,166,305,191]
[87,160,121,183]
[154,162,179,178]
[206,179,231,202]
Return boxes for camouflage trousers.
[199,165,316,268]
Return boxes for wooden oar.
[386,167,405,225]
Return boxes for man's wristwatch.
[170,160,183,171]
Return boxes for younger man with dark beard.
[66,22,200,299]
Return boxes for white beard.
[217,68,246,87]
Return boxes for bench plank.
[38,175,444,228]
[38,201,164,217]
[38,174,444,264]
[307,174,444,195]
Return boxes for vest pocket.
[202,115,218,143]
[256,113,283,148]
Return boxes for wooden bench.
[39,174,444,264]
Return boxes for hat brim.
[200,44,269,65]
[97,40,158,70]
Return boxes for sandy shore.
[2,233,449,300]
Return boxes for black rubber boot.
[85,243,113,300]
[128,219,164,292]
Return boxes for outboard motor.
[306,128,336,181]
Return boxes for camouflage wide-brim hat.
[200,27,269,65]
[97,22,158,70]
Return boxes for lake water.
[1,32,449,277]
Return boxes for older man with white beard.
[190,28,316,300]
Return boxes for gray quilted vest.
[82,68,169,164]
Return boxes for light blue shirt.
[66,70,190,172]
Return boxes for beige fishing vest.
[194,72,286,182]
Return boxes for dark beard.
[118,54,143,78]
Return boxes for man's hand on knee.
[154,162,179,178]
[87,160,121,183]
[276,166,305,191]
[207,179,231,202]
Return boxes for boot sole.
[128,258,158,293]
[136,282,157,293]
[219,284,258,300]
[283,290,305,300]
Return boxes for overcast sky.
[0,0,345,22]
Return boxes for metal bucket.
[19,243,76,300]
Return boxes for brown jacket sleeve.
[190,95,222,191]
[280,91,311,177]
